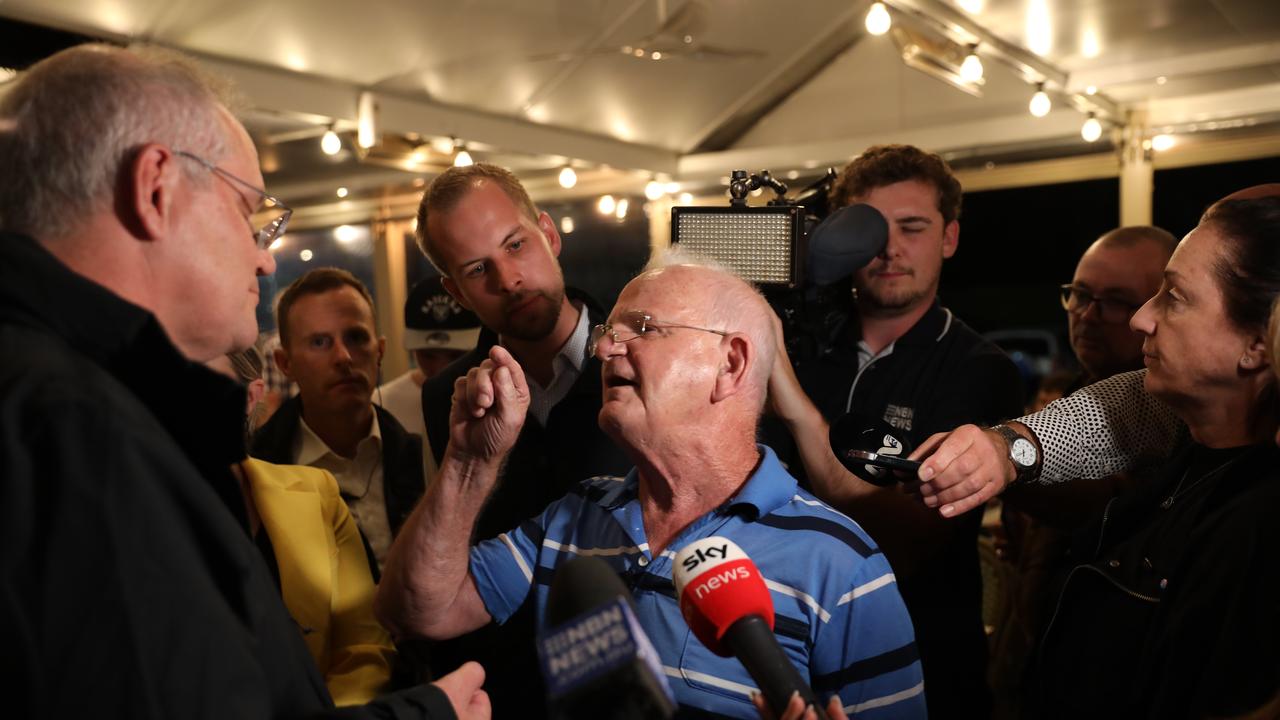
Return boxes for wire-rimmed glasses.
[175,150,291,250]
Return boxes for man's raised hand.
[449,345,530,463]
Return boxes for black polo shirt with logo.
[784,300,1024,718]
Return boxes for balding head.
[1068,226,1177,379]
[595,252,776,454]
[640,253,776,403]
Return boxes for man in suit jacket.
[412,163,631,717]
[252,267,425,577]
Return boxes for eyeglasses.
[175,150,292,250]
[589,310,729,355]
[1059,284,1142,323]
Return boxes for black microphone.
[806,203,889,288]
[829,413,919,485]
[537,556,676,720]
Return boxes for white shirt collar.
[294,407,382,466]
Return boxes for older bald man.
[377,256,926,718]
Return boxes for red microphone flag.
[672,537,774,657]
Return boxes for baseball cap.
[403,276,482,351]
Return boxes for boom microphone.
[538,555,676,720]
[806,203,889,288]
[672,538,830,720]
[829,413,918,485]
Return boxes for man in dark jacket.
[0,43,484,719]
[251,267,425,577]
[411,164,631,716]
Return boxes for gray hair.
[0,43,240,240]
[642,247,777,408]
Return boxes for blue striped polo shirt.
[470,445,926,718]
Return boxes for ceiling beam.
[181,52,683,176]
[686,4,869,153]
[1068,41,1280,94]
[887,0,1119,119]
[1147,83,1280,128]
[679,108,1093,181]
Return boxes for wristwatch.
[991,424,1040,486]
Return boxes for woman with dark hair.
[1021,197,1280,717]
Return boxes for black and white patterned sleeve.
[1017,370,1187,484]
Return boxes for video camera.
[670,169,889,363]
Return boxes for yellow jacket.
[242,458,396,706]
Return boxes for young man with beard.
[769,144,1024,718]
[251,268,426,576]
[412,164,631,716]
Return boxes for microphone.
[828,413,918,485]
[806,203,889,288]
[672,538,830,720]
[537,555,676,720]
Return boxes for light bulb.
[597,195,616,215]
[1081,115,1102,142]
[320,129,341,156]
[615,198,629,220]
[959,51,983,83]
[644,180,665,201]
[1029,87,1051,117]
[1151,134,1176,152]
[356,91,377,149]
[336,187,348,198]
[558,166,577,189]
[560,216,575,234]
[865,2,891,36]
[453,148,473,167]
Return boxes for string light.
[320,128,341,155]
[1029,83,1051,117]
[558,166,578,189]
[453,144,473,167]
[865,2,891,36]
[1081,113,1102,142]
[959,45,984,83]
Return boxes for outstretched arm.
[376,346,529,641]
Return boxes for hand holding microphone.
[672,537,831,720]
[829,413,921,485]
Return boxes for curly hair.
[828,144,963,225]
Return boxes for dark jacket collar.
[250,394,425,533]
[0,232,249,504]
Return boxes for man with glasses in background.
[1061,226,1178,385]
[377,256,926,718]
[0,44,485,719]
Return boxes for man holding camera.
[769,144,1023,718]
